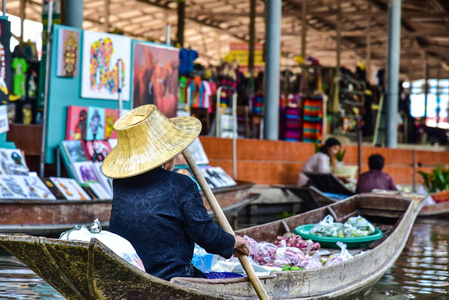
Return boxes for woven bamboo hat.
[102,105,201,179]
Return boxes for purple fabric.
[356,170,398,193]
[205,272,244,279]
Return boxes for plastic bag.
[309,215,344,237]
[273,247,305,267]
[325,241,354,267]
[59,219,145,272]
[244,235,259,257]
[345,215,375,234]
[192,244,216,273]
[300,240,322,269]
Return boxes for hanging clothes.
[302,95,324,143]
[179,48,198,76]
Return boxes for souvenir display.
[0,148,29,175]
[87,181,112,199]
[174,138,209,167]
[86,107,105,141]
[0,175,56,200]
[66,106,88,140]
[57,29,80,77]
[92,162,113,196]
[104,108,119,139]
[50,177,91,200]
[200,166,236,189]
[61,140,89,164]
[72,161,100,183]
[81,30,131,100]
[82,140,111,162]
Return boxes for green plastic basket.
[294,224,383,249]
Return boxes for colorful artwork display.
[57,29,80,77]
[83,140,111,162]
[0,19,11,102]
[0,148,29,175]
[50,177,91,200]
[132,42,178,117]
[92,162,113,196]
[86,107,105,140]
[174,138,209,166]
[66,106,88,140]
[200,166,236,189]
[104,108,119,139]
[72,162,99,183]
[87,181,111,199]
[81,30,131,100]
[61,140,89,163]
[0,175,56,200]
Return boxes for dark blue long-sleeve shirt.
[109,166,235,281]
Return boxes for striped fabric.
[302,96,323,143]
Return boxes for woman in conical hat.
[102,105,248,280]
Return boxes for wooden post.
[336,0,341,69]
[301,0,307,60]
[177,0,186,47]
[412,149,416,192]
[104,0,110,32]
[183,148,270,300]
[249,0,256,92]
[366,5,371,83]
[20,0,26,42]
[423,53,429,119]
[301,0,308,91]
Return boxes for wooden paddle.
[183,148,270,300]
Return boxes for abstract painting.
[81,30,131,100]
[132,42,178,117]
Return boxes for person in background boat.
[297,137,347,187]
[102,105,249,281]
[356,154,398,193]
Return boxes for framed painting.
[81,30,131,100]
[132,42,179,117]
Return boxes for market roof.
[3,0,449,80]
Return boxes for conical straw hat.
[102,105,201,179]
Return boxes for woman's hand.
[234,235,249,256]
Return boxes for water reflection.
[0,219,447,299]
[0,255,63,299]
[365,219,449,300]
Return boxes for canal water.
[0,219,447,299]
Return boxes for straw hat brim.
[102,111,201,179]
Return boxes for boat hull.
[0,194,422,299]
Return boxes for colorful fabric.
[302,96,323,143]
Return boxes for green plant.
[313,142,320,153]
[418,164,449,193]
[335,149,347,162]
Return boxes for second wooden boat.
[0,194,423,299]
[0,180,255,236]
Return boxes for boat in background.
[0,180,255,236]
[0,194,423,299]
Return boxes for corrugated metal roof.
[2,0,449,80]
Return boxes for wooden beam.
[104,0,110,32]
[336,0,341,68]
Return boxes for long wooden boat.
[0,194,423,299]
[419,200,449,217]
[0,180,255,236]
